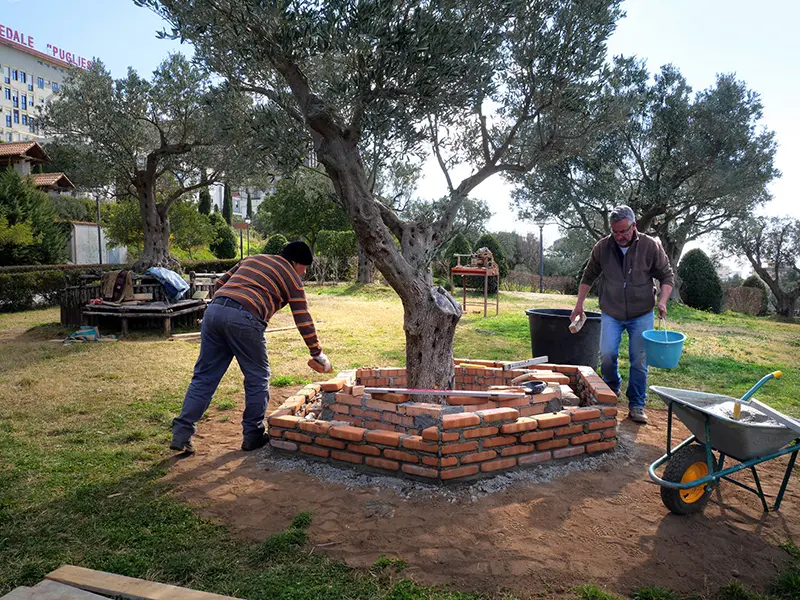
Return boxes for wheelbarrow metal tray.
[650,386,797,461]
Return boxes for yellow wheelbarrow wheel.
[660,444,713,515]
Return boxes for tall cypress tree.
[222,182,233,225]
[246,190,253,219]
[197,172,211,215]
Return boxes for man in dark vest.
[171,241,331,453]
[571,206,674,424]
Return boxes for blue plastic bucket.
[642,329,686,369]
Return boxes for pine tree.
[246,191,253,219]
[197,172,211,215]
[222,182,233,225]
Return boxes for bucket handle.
[659,316,669,341]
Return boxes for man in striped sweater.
[170,241,331,453]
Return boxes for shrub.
[262,233,289,255]
[315,230,357,281]
[724,287,763,315]
[677,249,723,313]
[182,258,239,273]
[209,212,237,259]
[0,269,67,311]
[742,274,769,316]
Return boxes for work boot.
[628,407,648,424]
[169,437,196,454]
[241,433,269,452]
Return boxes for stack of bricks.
[266,359,620,482]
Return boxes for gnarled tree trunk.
[357,241,374,284]
[132,171,178,271]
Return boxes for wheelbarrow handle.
[739,371,783,404]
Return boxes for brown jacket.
[581,232,674,321]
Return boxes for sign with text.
[0,24,94,69]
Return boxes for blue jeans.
[172,299,270,445]
[599,311,654,409]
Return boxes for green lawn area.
[0,285,798,599]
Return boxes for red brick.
[400,403,443,417]
[300,444,329,458]
[537,438,569,451]
[441,441,480,455]
[442,413,481,429]
[320,378,346,392]
[500,417,538,434]
[441,431,460,442]
[334,416,364,427]
[371,392,410,403]
[603,431,617,440]
[464,426,499,439]
[350,407,381,420]
[368,421,399,432]
[494,396,533,408]
[519,430,554,443]
[269,439,298,452]
[267,408,291,418]
[568,408,602,421]
[500,444,536,457]
[461,450,498,464]
[535,413,571,429]
[518,451,552,466]
[329,425,366,442]
[555,424,584,437]
[553,446,586,459]
[588,420,617,431]
[401,436,438,453]
[602,406,619,417]
[440,465,480,480]
[421,427,439,441]
[383,413,415,427]
[299,420,333,435]
[439,456,458,467]
[316,437,346,450]
[365,457,400,471]
[365,430,404,447]
[331,404,350,415]
[553,365,579,373]
[335,393,364,406]
[519,404,546,417]
[351,385,365,395]
[481,458,516,472]
[422,455,439,467]
[268,415,302,429]
[365,399,401,412]
[482,435,517,448]
[356,368,373,378]
[537,373,570,385]
[284,431,313,444]
[593,390,619,404]
[476,408,520,423]
[401,464,438,478]
[445,395,490,405]
[384,449,419,463]
[571,433,602,445]
[331,450,363,464]
[347,443,380,456]
[587,440,617,453]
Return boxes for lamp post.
[239,226,244,260]
[534,220,554,293]
[96,197,102,264]
[245,218,251,256]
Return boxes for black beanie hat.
[280,241,314,265]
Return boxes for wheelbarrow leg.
[749,466,769,513]
[774,447,799,511]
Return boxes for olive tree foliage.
[138,0,625,391]
[513,61,779,282]
[720,217,800,318]
[43,54,258,270]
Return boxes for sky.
[2,0,797,254]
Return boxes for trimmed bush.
[677,249,723,313]
[742,274,769,316]
[262,233,289,255]
[0,269,67,311]
[182,258,239,273]
[209,213,237,259]
[724,287,764,315]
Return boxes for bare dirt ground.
[164,391,800,598]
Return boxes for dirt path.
[164,396,799,598]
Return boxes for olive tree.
[44,54,256,270]
[137,0,625,390]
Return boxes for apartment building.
[0,24,91,143]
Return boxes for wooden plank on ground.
[45,565,244,600]
[1,587,34,600]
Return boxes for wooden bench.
[82,299,207,336]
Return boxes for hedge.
[0,262,128,274]
[182,258,239,273]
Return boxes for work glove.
[309,352,332,374]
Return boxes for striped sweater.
[213,255,321,357]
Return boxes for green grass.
[0,288,799,599]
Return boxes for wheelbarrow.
[648,372,800,515]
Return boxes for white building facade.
[0,24,92,143]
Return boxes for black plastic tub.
[525,308,602,368]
